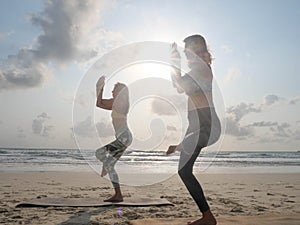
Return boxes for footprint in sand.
[285,185,294,188]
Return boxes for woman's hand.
[170,43,184,93]
[96,76,105,96]
[166,145,177,155]
[171,42,181,72]
[97,76,105,89]
[171,42,181,62]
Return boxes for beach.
[1,171,299,225]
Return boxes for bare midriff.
[188,91,213,111]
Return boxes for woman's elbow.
[96,101,102,108]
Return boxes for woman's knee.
[178,166,192,180]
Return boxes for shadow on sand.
[57,206,113,225]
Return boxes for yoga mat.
[16,197,174,208]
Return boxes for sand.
[0,172,299,224]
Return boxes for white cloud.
[32,112,52,137]
[223,67,240,84]
[17,127,26,138]
[221,45,233,54]
[151,94,186,116]
[0,50,51,90]
[289,96,300,105]
[252,121,299,144]
[96,120,114,137]
[269,122,291,138]
[225,116,253,138]
[224,100,276,138]
[226,102,260,122]
[0,0,122,91]
[0,31,14,41]
[73,116,113,138]
[225,94,300,144]
[73,116,95,138]
[291,129,300,141]
[251,121,278,127]
[262,94,280,106]
[151,98,176,116]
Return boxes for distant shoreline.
[0,147,299,152]
[1,148,299,174]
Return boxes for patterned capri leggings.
[95,128,132,188]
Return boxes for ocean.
[0,148,299,174]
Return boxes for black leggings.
[178,107,221,213]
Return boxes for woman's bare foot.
[187,210,217,225]
[187,218,216,225]
[101,165,107,177]
[103,195,123,202]
[166,145,177,155]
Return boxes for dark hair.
[183,34,212,65]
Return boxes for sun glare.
[138,62,171,79]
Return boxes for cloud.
[37,112,51,119]
[96,120,114,137]
[0,31,14,41]
[151,94,186,116]
[225,116,253,138]
[226,102,260,122]
[151,99,176,116]
[250,121,278,127]
[269,122,291,138]
[0,0,122,91]
[225,102,261,138]
[291,129,300,141]
[289,96,300,105]
[0,50,51,90]
[32,112,52,137]
[252,121,299,144]
[222,94,300,145]
[73,116,113,138]
[221,45,233,54]
[223,67,240,84]
[17,127,26,138]
[250,121,289,140]
[262,94,280,106]
[258,94,300,107]
[29,0,113,63]
[73,116,95,138]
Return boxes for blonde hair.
[183,34,212,65]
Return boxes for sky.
[0,0,299,151]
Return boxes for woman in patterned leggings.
[95,76,132,202]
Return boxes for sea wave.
[0,148,299,173]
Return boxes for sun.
[137,62,172,79]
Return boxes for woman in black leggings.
[167,35,221,225]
